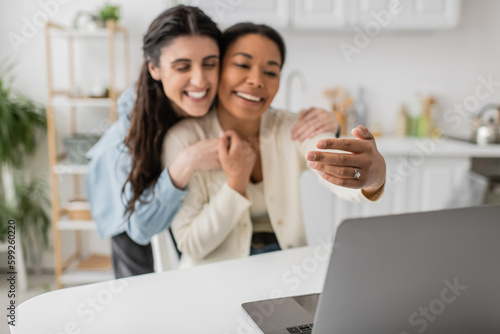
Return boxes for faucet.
[285,70,307,112]
[477,103,500,120]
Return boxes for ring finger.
[308,161,362,180]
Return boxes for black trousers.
[111,232,154,279]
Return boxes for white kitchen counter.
[302,135,498,244]
[374,136,500,158]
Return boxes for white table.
[11,245,331,334]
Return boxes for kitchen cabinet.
[292,0,461,30]
[169,0,289,29]
[169,0,460,31]
[354,0,461,30]
[301,137,496,246]
[291,0,349,29]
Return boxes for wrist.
[227,178,247,196]
[181,145,198,171]
[363,181,383,193]
[169,150,194,189]
[362,180,385,201]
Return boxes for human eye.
[175,63,190,72]
[264,71,278,77]
[234,63,250,69]
[203,62,217,68]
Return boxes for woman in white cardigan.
[163,23,386,268]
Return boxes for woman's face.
[217,34,282,122]
[148,35,219,118]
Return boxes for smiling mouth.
[235,91,263,103]
[185,90,208,99]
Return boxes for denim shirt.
[85,86,187,245]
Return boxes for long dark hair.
[123,6,221,218]
[220,22,286,69]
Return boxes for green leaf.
[0,61,50,262]
[12,175,51,250]
[0,61,46,168]
[98,3,120,22]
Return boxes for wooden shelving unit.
[45,21,130,288]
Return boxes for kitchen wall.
[1,0,499,270]
[275,0,500,136]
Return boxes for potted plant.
[97,3,120,27]
[0,60,51,268]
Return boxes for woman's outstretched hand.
[291,107,339,142]
[305,126,386,200]
[218,130,257,196]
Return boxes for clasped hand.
[217,130,257,196]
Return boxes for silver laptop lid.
[313,205,500,334]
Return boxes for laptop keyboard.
[286,323,313,333]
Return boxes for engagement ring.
[353,168,361,180]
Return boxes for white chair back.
[151,229,180,272]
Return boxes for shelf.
[50,96,114,108]
[50,28,111,38]
[77,254,112,270]
[46,20,129,289]
[49,26,127,38]
[53,161,89,175]
[58,216,96,231]
[60,270,114,285]
[61,270,115,285]
[60,254,113,286]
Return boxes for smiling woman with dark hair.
[164,22,386,268]
[86,9,341,278]
[86,5,222,278]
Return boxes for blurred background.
[0,0,499,325]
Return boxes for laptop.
[242,205,500,334]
